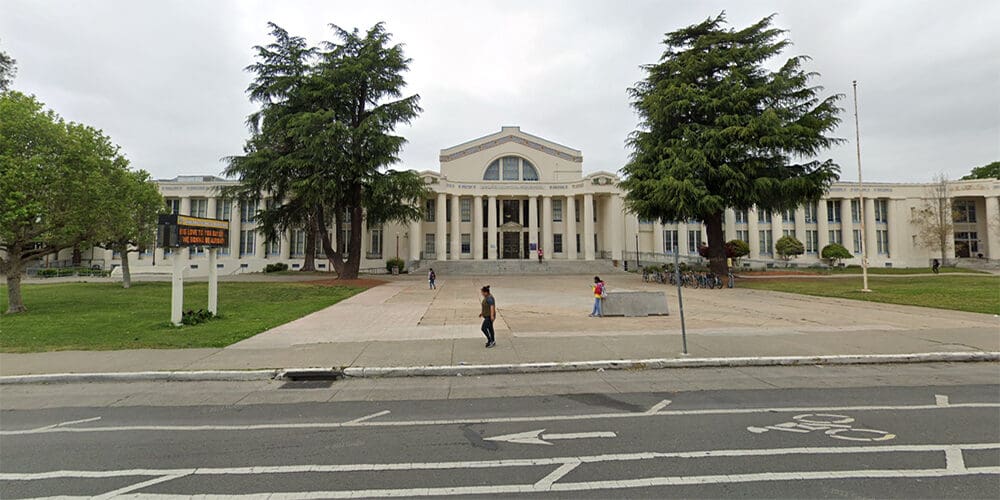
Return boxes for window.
[783,208,795,222]
[663,230,678,254]
[593,198,598,222]
[851,200,861,223]
[267,238,281,257]
[554,234,563,253]
[446,233,451,254]
[522,161,539,181]
[425,199,435,222]
[829,230,842,245]
[190,199,208,217]
[734,209,748,224]
[218,243,230,256]
[757,210,772,223]
[639,218,654,225]
[575,201,581,222]
[339,229,351,254]
[759,231,773,255]
[552,199,563,222]
[688,230,702,254]
[445,200,451,222]
[736,229,749,243]
[805,230,819,254]
[241,199,259,223]
[783,229,795,237]
[804,202,817,223]
[461,233,471,254]
[954,200,977,223]
[827,200,841,223]
[424,234,435,256]
[216,199,232,221]
[876,229,889,255]
[165,198,180,214]
[460,198,471,222]
[483,160,500,180]
[875,199,888,223]
[502,157,519,180]
[853,229,862,254]
[576,234,581,253]
[239,230,255,257]
[594,233,598,253]
[292,230,306,257]
[368,228,383,257]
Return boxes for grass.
[745,266,984,275]
[0,281,367,352]
[740,275,1000,315]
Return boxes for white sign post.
[170,250,184,326]
[208,248,218,315]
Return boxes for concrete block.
[602,291,669,317]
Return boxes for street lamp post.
[852,80,871,292]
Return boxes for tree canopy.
[0,43,15,91]
[224,22,426,279]
[821,242,852,265]
[961,161,999,180]
[621,13,842,274]
[775,235,805,261]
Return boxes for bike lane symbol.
[747,413,896,442]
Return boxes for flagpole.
[853,80,871,292]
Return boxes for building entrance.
[502,231,521,259]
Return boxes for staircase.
[409,259,624,275]
[954,258,1000,272]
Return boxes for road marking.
[93,473,189,499]
[4,443,998,481]
[484,429,617,445]
[534,460,580,489]
[344,410,390,424]
[936,394,950,406]
[2,402,997,436]
[945,447,966,472]
[646,399,671,413]
[28,416,102,433]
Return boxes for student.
[537,248,544,263]
[479,285,496,348]
[590,276,605,317]
[428,268,436,289]
[931,259,940,274]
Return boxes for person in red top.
[537,247,544,263]
[590,276,605,317]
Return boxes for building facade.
[35,126,1000,275]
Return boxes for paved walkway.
[2,274,997,376]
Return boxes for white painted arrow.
[484,428,617,446]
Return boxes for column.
[793,206,806,245]
[206,198,218,222]
[279,229,291,259]
[609,195,623,260]
[724,208,736,243]
[771,210,783,256]
[230,200,241,258]
[864,198,877,259]
[817,199,830,253]
[450,195,461,260]
[409,218,422,261]
[748,206,760,259]
[565,195,577,260]
[987,197,1000,260]
[435,192,447,261]
[528,196,539,256]
[180,196,191,216]
[487,195,498,260]
[542,196,554,258]
[841,198,853,253]
[677,220,689,257]
[473,195,484,260]
[583,193,595,260]
[654,220,665,255]
[887,199,901,259]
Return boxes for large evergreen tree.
[621,13,843,274]
[225,22,425,279]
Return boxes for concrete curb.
[1,351,996,385]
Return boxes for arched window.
[483,160,499,180]
[522,161,539,181]
[502,157,519,180]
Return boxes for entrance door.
[502,232,521,259]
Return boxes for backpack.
[599,282,608,298]
[429,271,435,281]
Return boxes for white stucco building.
[33,126,1000,275]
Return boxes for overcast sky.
[2,0,998,182]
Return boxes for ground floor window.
[446,233,451,254]
[554,234,563,253]
[191,245,206,257]
[805,230,819,254]
[339,229,351,254]
[877,229,890,255]
[853,229,862,254]
[758,231,772,255]
[239,230,255,257]
[829,230,842,246]
[783,229,795,238]
[576,234,581,253]
[663,230,678,254]
[736,229,749,244]
[369,228,383,258]
[424,233,435,257]
[688,230,701,254]
[461,233,471,254]
[266,239,280,257]
[292,230,305,257]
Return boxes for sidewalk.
[2,275,997,377]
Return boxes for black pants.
[481,318,495,343]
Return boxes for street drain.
[279,380,335,389]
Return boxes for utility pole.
[853,80,871,292]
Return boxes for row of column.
[417,194,606,261]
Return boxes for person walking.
[589,276,605,317]
[931,258,940,274]
[428,268,436,289]
[537,248,544,263]
[479,285,496,348]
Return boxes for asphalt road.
[1,365,999,498]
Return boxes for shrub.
[264,262,289,273]
[775,235,805,261]
[37,269,58,278]
[821,243,852,266]
[725,239,750,261]
[181,309,216,326]
[386,257,405,273]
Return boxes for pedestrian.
[537,247,544,263]
[589,276,606,317]
[931,258,940,274]
[428,268,436,289]
[479,285,496,348]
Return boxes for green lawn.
[748,266,984,275]
[740,275,1000,315]
[0,281,366,352]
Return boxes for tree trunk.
[704,212,728,276]
[119,244,132,289]
[341,204,363,280]
[301,223,317,272]
[317,205,347,276]
[72,246,82,267]
[6,270,27,314]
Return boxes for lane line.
[4,443,998,481]
[541,431,617,440]
[936,394,950,406]
[93,473,188,499]
[344,410,390,424]
[3,402,997,435]
[646,399,672,414]
[29,416,102,432]
[535,460,580,490]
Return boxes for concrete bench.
[602,291,670,317]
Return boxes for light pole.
[852,80,871,292]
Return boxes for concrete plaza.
[1,273,997,376]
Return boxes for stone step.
[410,259,625,275]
